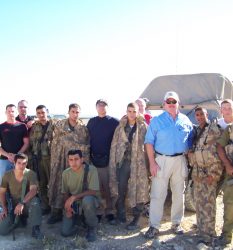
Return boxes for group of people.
[0,93,232,247]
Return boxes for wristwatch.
[19,201,26,206]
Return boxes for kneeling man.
[61,149,99,242]
[0,153,43,239]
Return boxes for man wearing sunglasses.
[144,91,193,238]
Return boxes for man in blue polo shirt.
[144,91,192,238]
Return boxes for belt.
[155,151,183,157]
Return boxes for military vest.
[30,120,55,157]
[191,121,221,167]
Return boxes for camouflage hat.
[96,99,108,106]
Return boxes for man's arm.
[217,143,233,176]
[18,137,29,154]
[14,184,38,216]
[64,190,97,212]
[0,187,8,220]
[145,143,160,177]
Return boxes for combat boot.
[47,208,62,224]
[126,213,140,230]
[86,227,97,242]
[32,225,44,239]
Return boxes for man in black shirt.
[87,99,119,224]
[0,104,29,184]
[16,100,34,130]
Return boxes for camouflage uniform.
[48,119,90,209]
[29,119,56,210]
[217,124,233,243]
[109,116,149,218]
[189,122,222,239]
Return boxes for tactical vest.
[225,124,233,163]
[191,122,221,167]
[31,120,55,157]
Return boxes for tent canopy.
[140,73,233,106]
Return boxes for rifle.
[32,154,40,182]
[31,121,49,181]
[8,177,27,240]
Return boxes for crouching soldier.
[0,153,43,239]
[188,107,222,244]
[61,149,99,242]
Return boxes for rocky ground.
[0,194,231,250]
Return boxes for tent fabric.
[140,73,233,105]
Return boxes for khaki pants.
[149,155,187,229]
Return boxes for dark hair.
[68,103,81,112]
[127,102,139,109]
[6,104,16,110]
[14,153,28,163]
[36,105,47,111]
[194,106,207,113]
[68,149,83,158]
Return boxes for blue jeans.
[0,159,14,184]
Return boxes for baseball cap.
[96,99,108,106]
[164,91,180,102]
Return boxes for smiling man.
[188,107,222,244]
[144,91,193,238]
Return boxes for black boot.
[126,213,140,230]
[32,225,44,239]
[47,208,62,224]
[86,227,97,242]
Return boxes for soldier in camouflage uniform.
[188,107,223,243]
[48,103,90,224]
[109,102,149,230]
[29,105,56,215]
[217,122,233,247]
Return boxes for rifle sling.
[82,164,89,192]
[39,121,50,144]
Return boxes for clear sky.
[0,0,233,119]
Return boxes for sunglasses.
[166,99,177,104]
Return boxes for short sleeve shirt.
[1,169,38,203]
[62,165,99,195]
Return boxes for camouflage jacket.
[48,118,90,208]
[189,121,223,181]
[29,119,57,157]
[109,116,149,208]
[224,124,233,162]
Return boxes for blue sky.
[0,0,233,119]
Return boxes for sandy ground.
[0,194,231,250]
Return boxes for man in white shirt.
[218,99,233,129]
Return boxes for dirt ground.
[0,194,231,250]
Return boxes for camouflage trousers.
[194,179,217,238]
[222,174,233,242]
